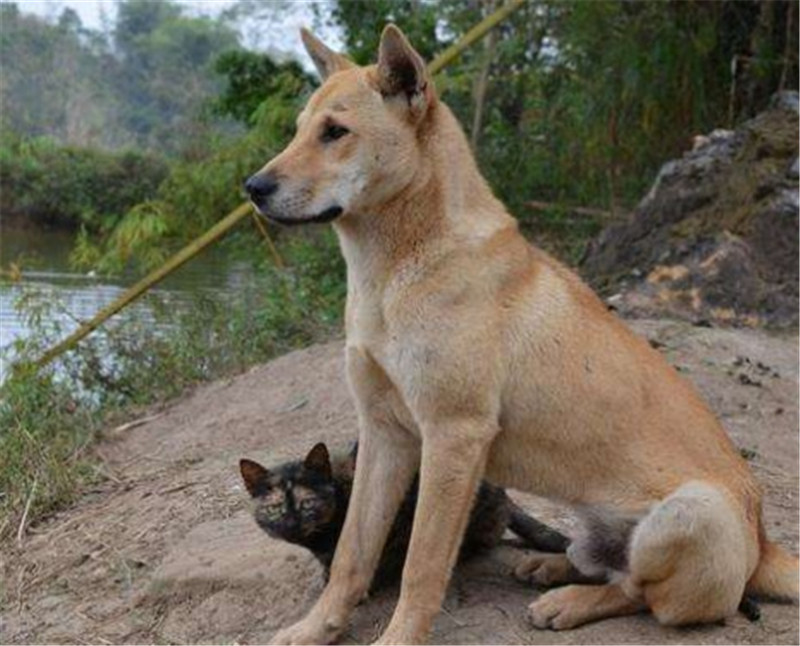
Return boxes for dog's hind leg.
[529,480,759,630]
[529,582,645,629]
[628,480,758,626]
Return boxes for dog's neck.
[333,103,513,295]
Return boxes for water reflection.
[0,226,252,381]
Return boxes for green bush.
[0,134,168,231]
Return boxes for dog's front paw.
[374,616,427,645]
[374,629,425,645]
[528,586,585,630]
[271,617,339,645]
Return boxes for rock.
[769,90,799,113]
[581,101,799,328]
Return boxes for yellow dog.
[244,25,798,645]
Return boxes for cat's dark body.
[240,442,569,589]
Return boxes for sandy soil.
[1,318,797,645]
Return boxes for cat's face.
[240,443,339,545]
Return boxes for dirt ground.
[1,318,798,645]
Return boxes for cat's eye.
[266,504,284,518]
[321,123,349,143]
[299,499,315,511]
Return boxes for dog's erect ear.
[304,442,332,480]
[239,458,270,497]
[300,28,354,81]
[377,24,432,116]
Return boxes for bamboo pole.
[427,0,525,75]
[28,0,526,372]
[31,203,252,369]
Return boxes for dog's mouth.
[258,205,343,226]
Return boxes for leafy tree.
[318,0,797,260]
[0,133,168,231]
[212,49,315,125]
[320,0,442,64]
[0,4,122,148]
[111,0,240,153]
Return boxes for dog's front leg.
[272,413,419,645]
[376,421,496,645]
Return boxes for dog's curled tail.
[746,540,799,600]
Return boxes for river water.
[0,226,252,382]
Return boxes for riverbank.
[1,318,797,644]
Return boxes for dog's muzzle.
[244,171,344,225]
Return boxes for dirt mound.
[582,92,799,328]
[1,321,798,644]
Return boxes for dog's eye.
[321,123,349,143]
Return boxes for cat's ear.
[304,442,332,480]
[239,458,270,497]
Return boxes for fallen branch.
[109,412,164,435]
[156,480,207,496]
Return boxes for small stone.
[769,90,799,112]
[739,447,758,461]
[738,373,762,387]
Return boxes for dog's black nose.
[245,172,279,201]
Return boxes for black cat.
[240,442,568,589]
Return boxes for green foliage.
[0,367,101,539]
[80,68,310,273]
[0,0,240,153]
[112,0,241,153]
[0,134,168,230]
[320,0,443,64]
[212,49,315,125]
[0,3,120,149]
[320,0,796,258]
